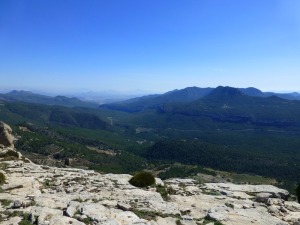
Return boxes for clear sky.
[0,0,300,93]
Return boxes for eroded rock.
[0,144,299,225]
[0,121,14,148]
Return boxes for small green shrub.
[0,150,19,158]
[214,222,224,225]
[133,209,157,220]
[81,216,93,224]
[0,150,19,161]
[225,202,234,209]
[203,216,225,225]
[18,220,32,225]
[17,213,31,225]
[176,219,183,225]
[129,171,155,188]
[0,172,5,185]
[3,156,18,161]
[0,199,12,206]
[156,185,170,201]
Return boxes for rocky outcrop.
[0,148,300,225]
[0,122,14,148]
[202,183,290,200]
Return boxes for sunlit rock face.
[0,121,14,148]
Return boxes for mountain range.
[1,87,300,111]
[0,90,99,108]
[1,86,300,187]
[100,86,300,112]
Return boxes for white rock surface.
[0,146,299,225]
[0,122,15,148]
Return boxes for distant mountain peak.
[1,90,98,108]
[8,90,34,95]
[239,87,264,97]
[207,86,245,98]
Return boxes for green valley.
[1,86,300,192]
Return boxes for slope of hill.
[100,87,213,112]
[120,87,300,185]
[1,124,300,225]
[164,86,300,126]
[1,86,300,192]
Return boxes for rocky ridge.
[0,122,300,225]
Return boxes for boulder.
[155,178,165,187]
[256,192,273,203]
[117,202,132,211]
[285,201,300,212]
[203,183,290,200]
[0,121,14,148]
[268,205,280,216]
[65,201,80,217]
[207,206,230,221]
[13,199,22,208]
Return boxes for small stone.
[117,202,132,211]
[56,185,64,192]
[29,213,36,224]
[13,199,22,208]
[41,189,49,194]
[65,201,80,217]
[27,195,35,200]
[155,178,164,186]
[280,206,288,213]
[243,204,251,209]
[256,192,272,203]
[268,205,280,216]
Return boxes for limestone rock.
[0,142,299,225]
[256,192,273,203]
[285,201,300,212]
[49,216,85,225]
[65,201,80,217]
[155,178,164,187]
[0,216,22,225]
[117,202,132,211]
[0,121,14,148]
[203,183,290,200]
[207,206,230,221]
[13,199,22,208]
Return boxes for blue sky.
[0,0,300,93]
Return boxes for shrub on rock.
[0,172,5,185]
[129,171,155,188]
[0,150,19,158]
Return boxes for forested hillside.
[1,86,300,192]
